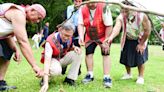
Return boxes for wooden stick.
[57,0,164,28]
[75,0,164,17]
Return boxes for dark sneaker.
[103,77,112,88]
[63,77,75,86]
[82,74,94,84]
[0,80,17,91]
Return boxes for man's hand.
[136,44,145,55]
[32,65,44,78]
[101,42,110,55]
[78,38,85,46]
[13,49,22,64]
[103,37,113,46]
[39,83,49,92]
[74,46,82,55]
[101,37,113,55]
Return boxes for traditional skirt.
[120,39,148,67]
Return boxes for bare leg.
[82,54,94,83]
[0,58,10,80]
[136,64,145,84]
[125,66,131,74]
[103,56,112,88]
[103,56,111,75]
[85,54,94,71]
[138,64,145,77]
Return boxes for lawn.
[6,43,164,92]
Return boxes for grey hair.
[61,21,75,32]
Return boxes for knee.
[69,51,82,57]
[50,66,62,76]
[86,54,93,59]
[49,61,62,76]
[70,51,82,63]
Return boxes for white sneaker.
[121,73,132,80]
[136,77,144,84]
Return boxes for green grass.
[6,43,164,92]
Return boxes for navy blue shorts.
[86,42,110,56]
[0,39,14,61]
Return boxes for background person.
[159,22,164,50]
[39,22,49,47]
[32,32,42,49]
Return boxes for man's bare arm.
[8,9,38,68]
[140,14,151,45]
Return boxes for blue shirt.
[43,26,49,39]
[67,5,79,27]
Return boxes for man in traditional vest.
[39,22,82,92]
[105,1,151,84]
[78,0,113,88]
[160,22,164,50]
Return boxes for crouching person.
[39,22,82,92]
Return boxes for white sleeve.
[45,42,53,58]
[78,7,84,25]
[102,5,113,26]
